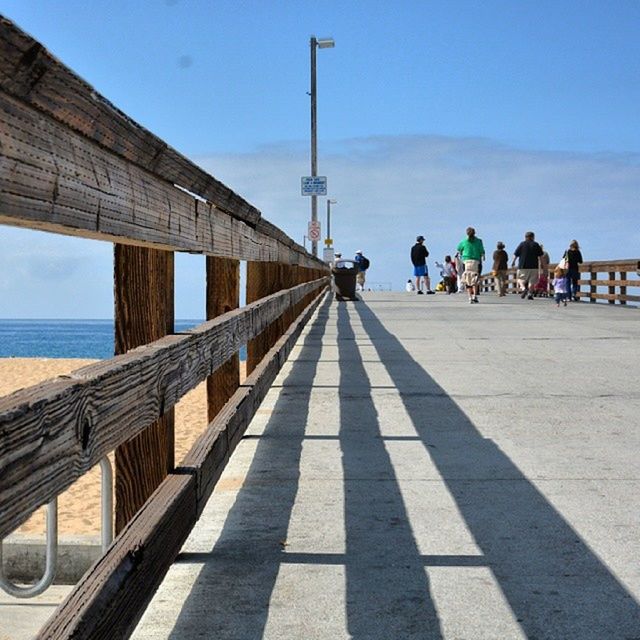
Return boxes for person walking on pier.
[411,235,435,294]
[456,227,485,303]
[512,231,543,300]
[354,250,369,291]
[564,239,583,301]
[492,241,509,296]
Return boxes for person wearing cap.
[492,241,509,296]
[410,235,435,294]
[354,249,369,291]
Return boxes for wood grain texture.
[206,256,240,421]
[0,88,326,268]
[0,278,328,538]
[36,474,196,640]
[246,261,268,374]
[0,17,259,226]
[35,288,327,640]
[0,18,329,270]
[114,245,175,533]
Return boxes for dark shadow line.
[337,303,443,639]
[242,434,425,442]
[175,551,487,568]
[353,301,640,639]
[166,296,332,639]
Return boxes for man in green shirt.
[456,227,485,303]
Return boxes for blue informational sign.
[301,176,327,196]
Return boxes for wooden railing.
[480,259,640,305]
[0,16,329,639]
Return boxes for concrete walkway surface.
[132,292,640,639]
[4,292,640,639]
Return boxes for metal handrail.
[0,498,57,598]
[0,457,113,598]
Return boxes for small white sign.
[308,220,321,242]
[323,247,334,263]
[301,176,327,196]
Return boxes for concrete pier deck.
[132,292,640,639]
[3,292,640,639]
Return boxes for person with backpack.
[354,250,370,291]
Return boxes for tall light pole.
[310,36,335,257]
[326,199,337,245]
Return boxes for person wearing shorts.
[512,231,543,300]
[411,235,434,294]
[456,227,485,303]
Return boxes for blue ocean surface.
[0,319,247,360]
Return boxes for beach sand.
[1,358,246,538]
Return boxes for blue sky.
[0,0,639,317]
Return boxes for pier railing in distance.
[480,260,640,305]
[0,16,329,639]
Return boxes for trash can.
[332,260,359,300]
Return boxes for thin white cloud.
[195,134,640,289]
[1,134,637,318]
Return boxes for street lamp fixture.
[310,35,335,257]
[316,38,335,49]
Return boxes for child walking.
[552,267,569,307]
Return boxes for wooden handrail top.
[0,277,328,539]
[0,16,258,224]
[0,16,323,268]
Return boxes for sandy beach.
[1,358,245,538]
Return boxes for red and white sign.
[308,220,321,242]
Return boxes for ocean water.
[0,319,247,360]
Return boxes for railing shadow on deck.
[158,294,333,639]
[138,295,640,639]
[159,294,447,639]
[351,302,640,639]
[336,302,443,638]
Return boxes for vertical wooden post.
[246,261,268,375]
[206,257,240,422]
[282,264,295,331]
[114,245,174,534]
[590,269,597,303]
[620,271,627,306]
[608,271,616,304]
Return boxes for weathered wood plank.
[114,245,175,534]
[576,278,640,288]
[36,288,327,640]
[37,474,196,640]
[206,256,240,422]
[246,261,269,374]
[0,277,328,538]
[0,88,326,267]
[0,16,260,226]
